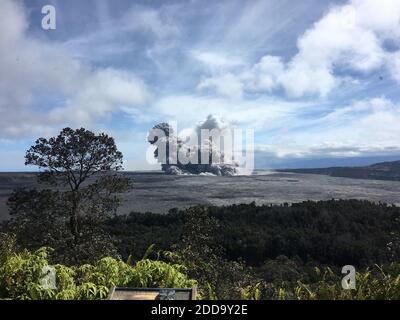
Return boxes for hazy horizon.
[2,153,400,173]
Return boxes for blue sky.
[1,0,400,171]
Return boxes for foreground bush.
[0,246,196,300]
[288,264,400,300]
[239,264,400,300]
[0,241,399,300]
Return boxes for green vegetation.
[239,264,400,300]
[2,200,400,300]
[0,236,195,300]
[105,200,400,299]
[108,200,398,267]
[6,127,131,264]
[0,128,399,300]
[0,232,398,300]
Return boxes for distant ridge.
[278,160,400,181]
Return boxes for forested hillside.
[107,200,398,267]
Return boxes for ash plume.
[148,115,240,176]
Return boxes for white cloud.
[256,96,400,161]
[2,0,400,171]
[319,96,395,124]
[220,0,400,98]
[387,51,400,83]
[48,69,150,124]
[197,73,244,100]
[256,143,400,162]
[122,5,181,40]
[196,56,284,99]
[151,93,310,132]
[148,94,400,165]
[0,0,151,138]
[191,50,244,70]
[279,59,336,97]
[242,56,284,92]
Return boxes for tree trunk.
[69,191,79,244]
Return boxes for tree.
[168,207,255,299]
[388,216,400,261]
[9,128,132,264]
[6,189,67,251]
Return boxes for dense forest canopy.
[2,199,400,299]
[106,199,398,268]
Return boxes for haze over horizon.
[2,0,400,171]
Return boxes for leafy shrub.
[0,245,195,300]
[1,247,51,299]
[129,259,195,288]
[289,264,400,300]
[246,264,400,300]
